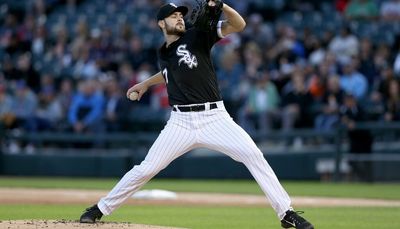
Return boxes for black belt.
[173,103,218,112]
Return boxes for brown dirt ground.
[0,220,184,229]
[1,188,400,228]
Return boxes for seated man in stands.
[68,79,105,133]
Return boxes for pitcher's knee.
[239,149,265,164]
[128,164,161,182]
[141,169,160,180]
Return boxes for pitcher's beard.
[166,24,185,36]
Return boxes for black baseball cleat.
[79,204,103,223]
[281,210,314,229]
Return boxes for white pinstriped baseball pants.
[97,101,292,219]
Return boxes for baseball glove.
[189,0,223,32]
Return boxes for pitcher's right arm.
[126,71,165,101]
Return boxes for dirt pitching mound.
[0,220,184,229]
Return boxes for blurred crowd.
[1,0,400,139]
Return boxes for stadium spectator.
[383,79,400,121]
[344,0,379,21]
[126,35,157,71]
[358,38,378,86]
[380,0,400,21]
[377,66,397,98]
[104,77,131,132]
[308,36,326,67]
[2,55,18,81]
[72,44,100,79]
[365,61,391,121]
[314,75,344,132]
[30,0,47,17]
[10,80,38,130]
[16,14,35,49]
[269,25,305,61]
[281,71,314,131]
[238,70,281,134]
[307,66,326,100]
[240,42,264,96]
[310,60,336,101]
[132,63,155,106]
[339,94,364,127]
[0,13,20,56]
[242,13,274,49]
[339,59,368,100]
[68,79,105,133]
[45,25,72,75]
[88,27,114,66]
[25,86,63,132]
[117,62,136,91]
[216,49,244,119]
[363,89,385,121]
[243,42,264,76]
[31,23,46,56]
[114,21,133,51]
[55,78,75,130]
[14,53,41,92]
[323,52,340,75]
[0,83,14,129]
[374,43,392,72]
[328,26,359,65]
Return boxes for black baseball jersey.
[158,26,222,105]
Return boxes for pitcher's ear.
[158,20,165,29]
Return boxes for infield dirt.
[0,220,184,228]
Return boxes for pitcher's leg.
[199,113,291,219]
[98,122,196,215]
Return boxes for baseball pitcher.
[80,1,314,228]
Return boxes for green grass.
[0,204,399,229]
[0,177,400,228]
[0,176,400,200]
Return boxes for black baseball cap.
[157,3,188,21]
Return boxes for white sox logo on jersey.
[176,44,198,69]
